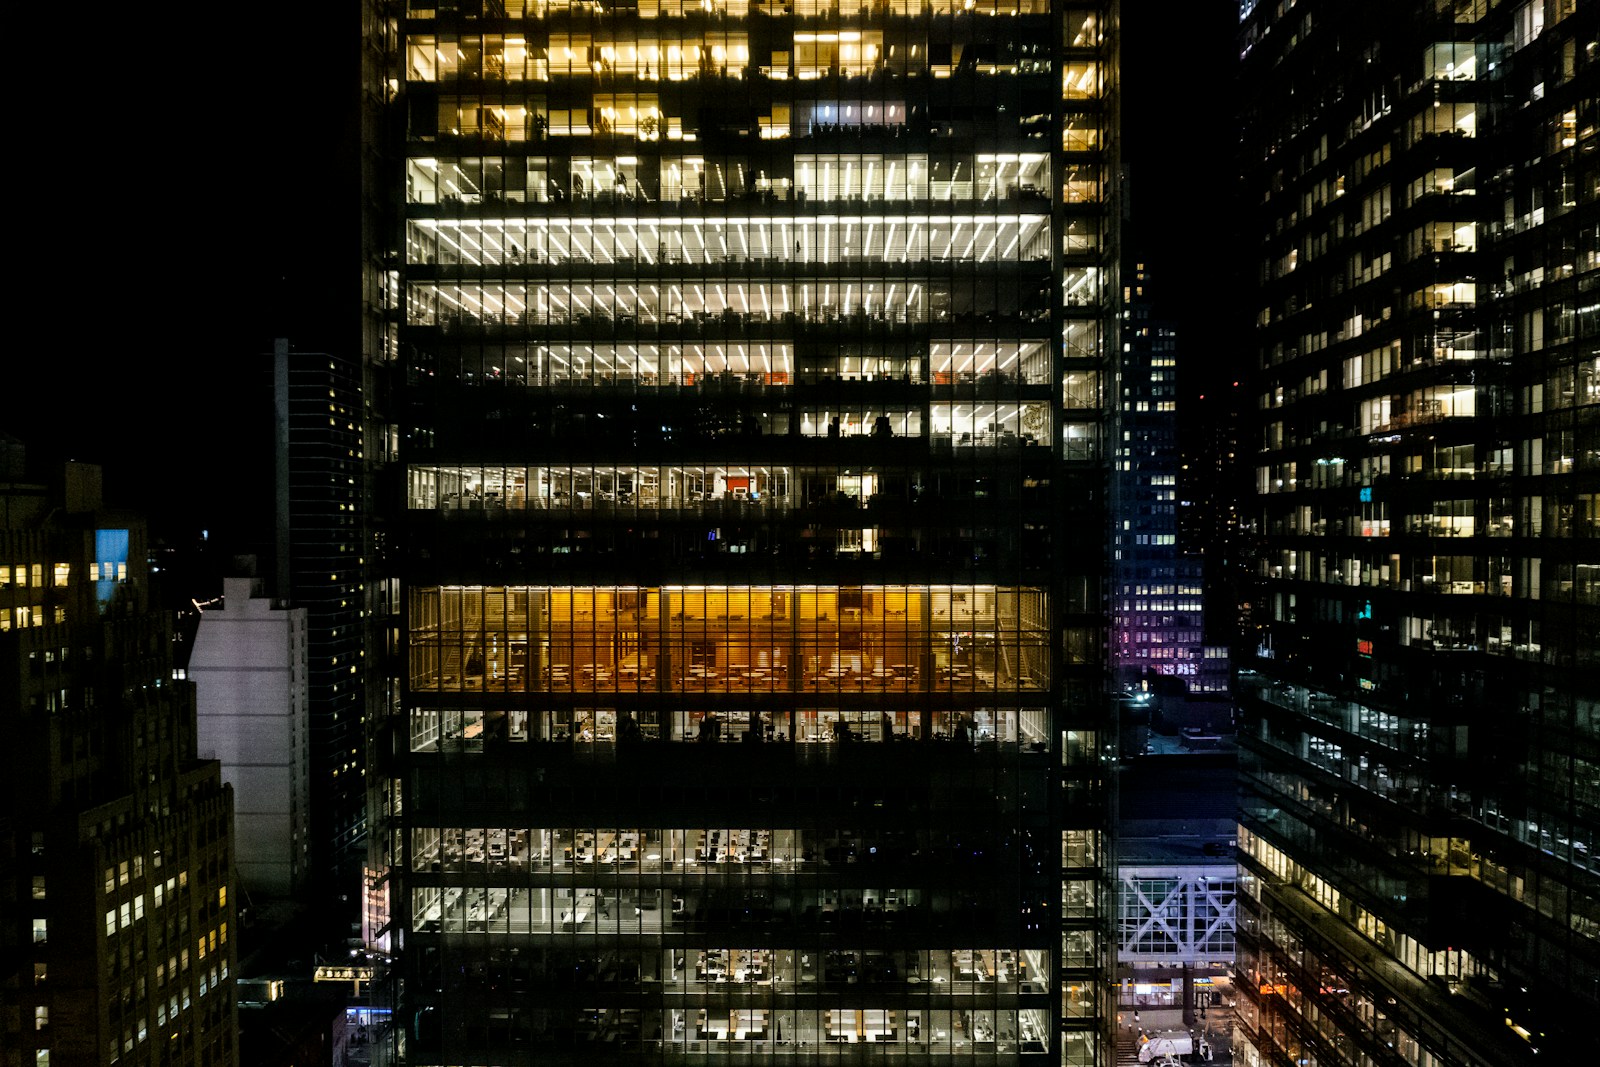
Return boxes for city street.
[1116,993,1237,1065]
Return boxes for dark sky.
[1120,1,1245,394]
[9,11,356,534]
[8,4,1239,533]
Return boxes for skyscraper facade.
[1112,263,1229,697]
[1236,1,1596,1064]
[369,0,1122,1060]
[1,461,238,1067]
[273,340,371,895]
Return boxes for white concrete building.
[192,576,310,898]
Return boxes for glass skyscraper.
[272,340,371,899]
[365,0,1122,1061]
[1236,1,1596,1064]
[1112,264,1229,697]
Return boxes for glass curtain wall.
[374,0,1118,1060]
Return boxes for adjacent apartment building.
[0,458,238,1067]
[367,0,1124,1060]
[1236,1,1596,1065]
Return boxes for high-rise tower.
[367,0,1122,1060]
[1236,1,1597,1063]
[1112,263,1229,698]
[1,460,238,1067]
[273,340,371,899]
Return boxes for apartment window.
[1062,62,1099,97]
[592,94,662,137]
[1423,42,1476,81]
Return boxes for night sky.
[8,3,1239,544]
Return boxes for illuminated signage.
[314,965,374,993]
[1359,487,1373,502]
[1356,639,1373,656]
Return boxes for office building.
[368,0,1122,1060]
[191,576,312,899]
[273,340,371,895]
[1236,1,1596,1065]
[1112,263,1229,697]
[0,459,237,1067]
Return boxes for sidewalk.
[1117,1003,1236,1064]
